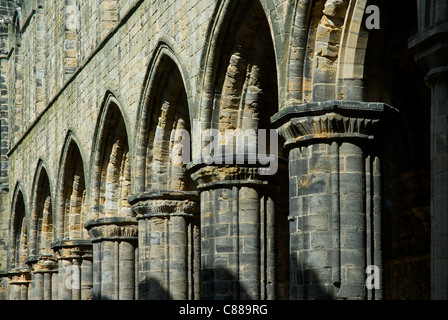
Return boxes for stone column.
[51,239,93,300]
[409,5,448,299]
[85,217,137,300]
[7,268,31,300]
[27,255,57,300]
[129,191,200,300]
[188,159,287,300]
[272,100,396,300]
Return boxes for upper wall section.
[4,0,414,232]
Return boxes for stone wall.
[0,0,434,300]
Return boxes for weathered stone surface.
[0,0,437,301]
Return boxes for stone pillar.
[27,256,57,300]
[188,160,287,300]
[129,191,200,300]
[272,100,396,300]
[51,239,93,300]
[7,268,31,300]
[409,5,448,299]
[85,218,137,300]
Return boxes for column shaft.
[81,258,93,300]
[431,76,448,299]
[43,272,52,300]
[190,164,285,300]
[32,272,44,300]
[86,218,138,300]
[119,241,135,300]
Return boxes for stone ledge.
[28,258,58,273]
[408,22,448,74]
[51,238,92,249]
[128,190,199,205]
[271,100,397,126]
[6,268,31,282]
[84,216,137,229]
[408,22,448,51]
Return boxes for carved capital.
[187,161,286,190]
[51,239,93,260]
[129,190,199,219]
[271,100,398,147]
[85,217,138,243]
[30,257,58,273]
[7,268,31,284]
[409,22,448,80]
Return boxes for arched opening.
[32,166,53,257]
[8,187,31,300]
[28,165,59,300]
[92,100,131,219]
[132,52,200,300]
[12,190,27,269]
[143,56,193,192]
[195,0,289,299]
[58,139,88,240]
[88,95,136,300]
[53,135,92,300]
[210,0,279,139]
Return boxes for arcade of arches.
[0,0,447,300]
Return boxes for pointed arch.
[9,183,28,269]
[336,0,370,100]
[284,0,312,105]
[89,93,132,220]
[135,43,193,193]
[29,161,53,258]
[197,0,280,158]
[56,131,88,241]
[198,0,284,114]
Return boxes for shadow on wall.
[201,267,250,300]
[291,269,333,300]
[134,268,252,300]
[135,268,330,300]
[137,277,174,300]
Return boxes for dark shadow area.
[363,0,431,299]
[137,277,173,300]
[290,268,333,300]
[201,267,252,300]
